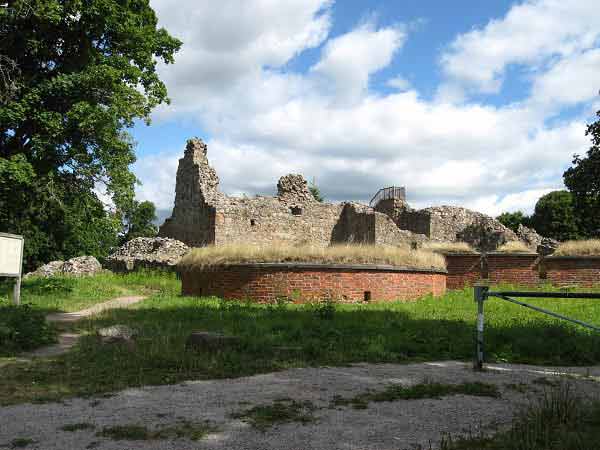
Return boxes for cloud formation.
[136,0,598,219]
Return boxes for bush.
[0,303,56,355]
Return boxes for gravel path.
[0,296,148,366]
[2,361,600,450]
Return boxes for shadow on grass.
[2,293,600,405]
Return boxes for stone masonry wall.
[159,139,425,248]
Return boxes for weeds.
[331,380,500,409]
[60,423,96,432]
[97,420,216,441]
[230,399,317,431]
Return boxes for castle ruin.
[159,138,526,252]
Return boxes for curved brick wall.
[443,253,482,290]
[180,263,447,303]
[544,257,600,287]
[486,253,541,286]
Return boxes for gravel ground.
[2,361,600,450]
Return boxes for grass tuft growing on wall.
[179,243,446,271]
[494,241,534,253]
[553,239,600,257]
[422,241,478,254]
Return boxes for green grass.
[60,422,96,432]
[331,381,500,409]
[0,270,179,313]
[436,383,600,450]
[9,438,35,448]
[1,275,600,405]
[96,420,217,441]
[230,398,317,431]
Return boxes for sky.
[131,0,600,222]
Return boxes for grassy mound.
[553,239,600,257]
[423,241,478,254]
[178,244,447,271]
[495,241,534,253]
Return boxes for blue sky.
[134,0,599,220]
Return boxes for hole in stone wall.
[290,206,302,216]
[250,219,256,227]
[364,291,372,302]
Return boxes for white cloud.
[311,22,406,102]
[441,0,600,94]
[531,48,600,107]
[387,75,411,91]
[134,0,598,222]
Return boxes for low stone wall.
[180,263,447,303]
[486,253,541,287]
[544,257,600,287]
[443,253,482,290]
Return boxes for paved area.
[2,361,600,450]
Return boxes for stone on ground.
[185,331,241,352]
[98,325,137,344]
[24,256,102,278]
[104,237,190,272]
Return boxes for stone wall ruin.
[159,138,546,252]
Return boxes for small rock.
[98,325,137,344]
[537,237,559,256]
[185,331,241,352]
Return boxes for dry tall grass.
[553,239,600,257]
[495,241,534,253]
[179,243,447,271]
[423,241,477,254]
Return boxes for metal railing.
[369,186,406,208]
[473,285,600,370]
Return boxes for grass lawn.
[0,270,180,313]
[1,273,600,405]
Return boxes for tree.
[530,191,579,241]
[496,211,531,233]
[309,178,324,202]
[0,0,181,267]
[121,200,157,244]
[564,107,600,237]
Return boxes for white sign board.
[0,233,24,277]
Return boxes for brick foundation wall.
[486,253,541,286]
[180,263,447,303]
[443,253,482,290]
[544,257,600,287]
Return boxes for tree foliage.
[121,200,157,244]
[0,0,180,268]
[564,108,600,237]
[496,211,530,233]
[309,179,324,203]
[530,191,579,241]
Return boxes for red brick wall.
[444,254,482,290]
[486,253,541,286]
[180,264,447,303]
[544,257,600,287]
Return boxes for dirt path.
[2,361,600,450]
[0,296,148,364]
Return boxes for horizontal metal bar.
[488,291,600,299]
[492,294,600,332]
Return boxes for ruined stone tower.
[158,138,417,248]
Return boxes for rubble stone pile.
[104,237,190,272]
[25,256,102,278]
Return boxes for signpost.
[0,233,24,305]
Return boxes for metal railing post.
[474,284,489,370]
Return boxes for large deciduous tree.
[564,107,600,237]
[0,0,181,268]
[530,191,579,241]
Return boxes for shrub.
[0,303,56,355]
